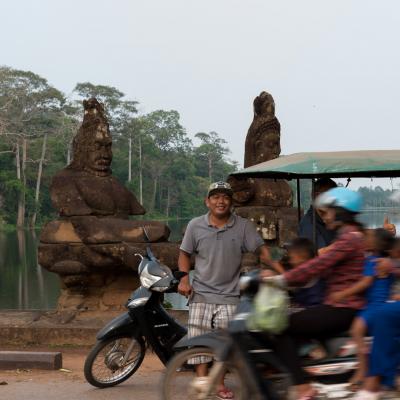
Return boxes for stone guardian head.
[69,98,113,177]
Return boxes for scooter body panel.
[140,296,187,364]
[174,330,230,353]
[96,312,141,341]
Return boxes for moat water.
[0,210,399,310]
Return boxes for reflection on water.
[0,230,60,310]
[1,211,400,310]
[359,209,400,229]
[0,219,189,310]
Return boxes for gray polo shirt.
[180,213,265,305]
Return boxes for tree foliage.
[0,66,238,226]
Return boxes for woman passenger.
[264,187,366,400]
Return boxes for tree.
[194,131,230,182]
[141,110,191,212]
[73,82,138,131]
[0,67,65,228]
[0,68,241,225]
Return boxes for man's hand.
[383,216,396,236]
[178,278,192,297]
[177,250,192,297]
[258,245,272,266]
[258,245,286,274]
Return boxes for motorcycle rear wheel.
[161,346,247,400]
[84,335,145,388]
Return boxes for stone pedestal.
[38,241,179,312]
[235,206,298,246]
[228,91,299,268]
[37,99,181,316]
[235,206,298,270]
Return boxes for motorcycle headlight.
[140,265,161,289]
[138,259,173,290]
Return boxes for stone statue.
[228,91,297,247]
[228,91,292,207]
[244,91,281,167]
[51,98,145,218]
[38,98,178,313]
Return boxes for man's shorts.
[187,302,237,365]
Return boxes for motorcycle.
[161,271,358,400]
[84,246,188,388]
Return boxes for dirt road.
[1,347,399,400]
[0,347,165,400]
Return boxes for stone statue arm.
[50,174,93,217]
[127,190,146,215]
[110,176,146,215]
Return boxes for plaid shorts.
[187,302,236,364]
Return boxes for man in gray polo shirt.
[178,181,272,399]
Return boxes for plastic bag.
[246,283,289,334]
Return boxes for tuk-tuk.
[230,150,400,244]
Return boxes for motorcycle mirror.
[143,226,150,242]
[146,246,157,262]
[134,253,144,261]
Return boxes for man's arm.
[178,220,196,297]
[329,276,373,302]
[242,220,282,272]
[257,245,285,274]
[177,250,192,297]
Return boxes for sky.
[1,0,400,188]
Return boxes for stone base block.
[234,206,298,246]
[0,351,62,370]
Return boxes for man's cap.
[207,181,233,197]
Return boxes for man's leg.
[187,302,214,375]
[213,304,237,397]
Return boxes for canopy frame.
[230,150,400,247]
[231,150,400,180]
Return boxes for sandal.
[216,386,234,399]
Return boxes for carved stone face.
[84,124,112,176]
[254,130,281,163]
[254,92,275,117]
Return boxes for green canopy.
[231,150,400,179]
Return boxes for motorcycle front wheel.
[161,346,247,400]
[84,335,145,388]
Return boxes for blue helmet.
[315,187,363,213]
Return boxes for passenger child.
[283,238,325,308]
[331,228,395,387]
[389,238,400,301]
